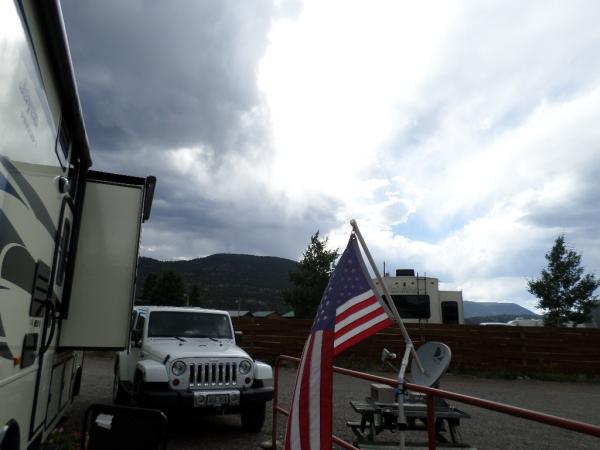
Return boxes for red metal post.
[272,356,280,449]
[427,394,436,450]
[332,435,360,449]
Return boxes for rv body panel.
[1,1,154,448]
[1,1,73,445]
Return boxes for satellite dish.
[410,342,451,387]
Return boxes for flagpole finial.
[350,219,357,228]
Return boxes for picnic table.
[347,393,471,446]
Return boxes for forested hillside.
[136,254,298,312]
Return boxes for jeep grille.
[189,362,237,387]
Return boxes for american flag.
[284,234,395,450]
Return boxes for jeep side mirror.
[131,329,142,346]
[234,331,243,345]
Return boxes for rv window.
[441,301,459,324]
[55,121,70,169]
[387,294,431,319]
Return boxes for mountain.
[463,301,538,319]
[136,254,298,312]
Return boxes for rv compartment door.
[59,172,152,349]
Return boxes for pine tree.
[283,232,339,319]
[189,284,201,306]
[528,235,599,327]
[139,273,157,304]
[149,271,186,306]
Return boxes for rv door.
[58,171,155,349]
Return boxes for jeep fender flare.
[253,361,273,381]
[136,359,169,383]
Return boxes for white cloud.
[258,0,453,199]
[64,0,600,311]
[256,0,600,306]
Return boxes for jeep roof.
[134,306,230,315]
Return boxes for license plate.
[207,394,228,407]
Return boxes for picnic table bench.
[347,395,471,446]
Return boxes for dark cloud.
[61,0,339,260]
[62,0,274,155]
[521,172,600,234]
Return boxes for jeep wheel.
[241,401,266,432]
[113,361,129,405]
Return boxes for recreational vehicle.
[374,270,465,324]
[1,1,155,448]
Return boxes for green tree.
[528,235,599,327]
[149,271,186,306]
[139,273,157,304]
[283,231,339,319]
[189,284,201,306]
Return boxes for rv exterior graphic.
[1,1,155,449]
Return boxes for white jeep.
[113,306,274,432]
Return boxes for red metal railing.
[272,355,600,450]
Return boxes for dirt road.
[63,355,600,449]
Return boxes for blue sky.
[62,0,600,312]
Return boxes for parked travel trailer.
[1,1,155,448]
[373,270,464,324]
[507,317,543,327]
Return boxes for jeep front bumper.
[137,386,274,409]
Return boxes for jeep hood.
[143,339,252,361]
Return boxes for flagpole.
[349,219,424,373]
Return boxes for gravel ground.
[63,355,600,449]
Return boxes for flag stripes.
[285,331,334,450]
[334,315,392,355]
[333,290,392,356]
[335,295,382,331]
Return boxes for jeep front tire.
[112,360,129,405]
[241,401,266,432]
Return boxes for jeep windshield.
[148,311,233,339]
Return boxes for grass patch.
[43,428,82,450]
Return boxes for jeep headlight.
[239,360,252,375]
[171,360,186,376]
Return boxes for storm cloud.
[63,0,273,154]
[62,0,334,260]
[61,0,600,309]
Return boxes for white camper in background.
[373,269,465,324]
[0,1,155,449]
[507,317,543,327]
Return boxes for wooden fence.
[232,318,600,375]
